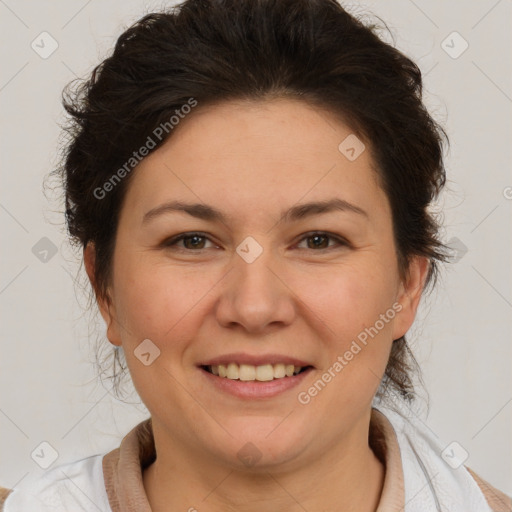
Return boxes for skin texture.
[85,98,429,511]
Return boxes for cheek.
[112,258,220,346]
[296,259,398,339]
[110,262,203,396]
[294,259,397,395]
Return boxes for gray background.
[1,0,511,496]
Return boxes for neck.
[143,412,385,512]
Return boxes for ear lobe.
[392,256,430,340]
[83,243,122,347]
[84,242,97,293]
[84,242,104,312]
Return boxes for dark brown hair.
[54,0,449,401]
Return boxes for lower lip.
[199,367,313,399]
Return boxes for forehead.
[121,98,390,226]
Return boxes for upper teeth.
[209,363,303,381]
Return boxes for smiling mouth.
[201,363,312,381]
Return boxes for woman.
[1,0,510,510]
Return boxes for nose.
[215,243,296,334]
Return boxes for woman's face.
[87,98,427,470]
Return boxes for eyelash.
[161,231,349,252]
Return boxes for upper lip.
[199,353,314,368]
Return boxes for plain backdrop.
[1,0,511,497]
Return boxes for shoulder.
[0,454,111,512]
[465,466,512,512]
[0,487,12,509]
[371,403,512,511]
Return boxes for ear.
[392,256,430,340]
[83,242,122,347]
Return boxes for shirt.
[2,407,511,511]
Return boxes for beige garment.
[100,408,512,511]
[1,408,511,511]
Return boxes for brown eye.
[162,232,214,250]
[306,234,330,249]
[182,235,207,249]
[296,232,348,251]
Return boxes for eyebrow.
[142,198,368,225]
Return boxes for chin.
[210,417,309,470]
